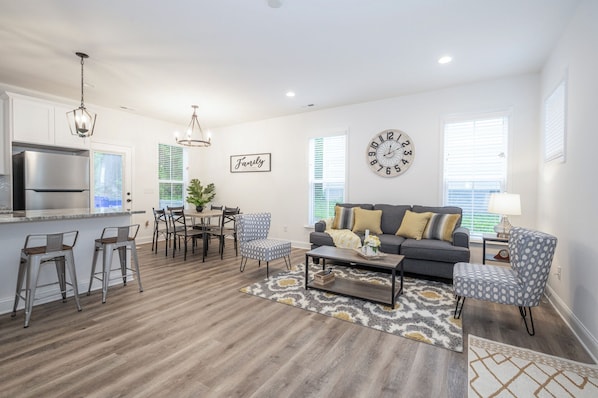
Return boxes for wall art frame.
[230,153,271,173]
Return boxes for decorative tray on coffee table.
[355,249,386,260]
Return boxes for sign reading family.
[230,153,272,173]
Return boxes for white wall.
[194,74,540,251]
[540,0,598,360]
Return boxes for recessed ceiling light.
[286,91,296,97]
[438,56,452,64]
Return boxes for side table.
[482,234,509,264]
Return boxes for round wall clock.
[366,129,415,177]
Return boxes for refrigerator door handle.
[32,189,87,193]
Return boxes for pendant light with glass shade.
[66,52,97,138]
[175,105,211,147]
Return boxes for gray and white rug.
[241,263,463,352]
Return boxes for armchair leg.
[240,257,248,273]
[454,296,465,319]
[519,306,535,336]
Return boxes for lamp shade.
[488,193,521,216]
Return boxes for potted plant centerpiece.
[186,179,216,212]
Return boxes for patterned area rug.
[240,263,463,352]
[468,334,598,397]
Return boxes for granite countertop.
[0,208,145,224]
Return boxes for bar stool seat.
[12,230,82,328]
[87,224,143,303]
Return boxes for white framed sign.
[230,153,271,173]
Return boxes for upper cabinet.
[0,98,7,174]
[3,92,91,150]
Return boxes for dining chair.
[152,208,171,256]
[168,206,204,260]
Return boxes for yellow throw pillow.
[352,207,383,234]
[332,206,355,230]
[395,210,433,240]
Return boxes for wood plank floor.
[0,242,594,397]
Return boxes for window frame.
[543,75,567,163]
[441,111,510,239]
[157,143,187,210]
[308,132,348,226]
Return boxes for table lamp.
[488,192,521,238]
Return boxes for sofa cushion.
[374,204,411,235]
[378,234,405,254]
[337,203,374,210]
[396,210,433,240]
[352,207,383,234]
[412,205,463,227]
[400,239,470,263]
[422,213,461,242]
[332,205,355,230]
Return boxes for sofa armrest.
[315,220,327,233]
[453,226,470,248]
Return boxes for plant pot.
[196,205,203,213]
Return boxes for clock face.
[366,129,415,177]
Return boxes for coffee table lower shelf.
[307,277,401,307]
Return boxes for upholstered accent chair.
[237,213,291,278]
[453,227,557,335]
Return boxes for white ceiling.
[0,0,580,128]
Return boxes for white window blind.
[443,115,509,238]
[308,134,346,225]
[544,79,566,162]
[158,143,185,209]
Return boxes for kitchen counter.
[0,208,146,315]
[0,207,145,224]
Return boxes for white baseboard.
[545,284,598,363]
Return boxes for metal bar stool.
[87,224,143,303]
[12,230,82,328]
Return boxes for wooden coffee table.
[305,246,404,307]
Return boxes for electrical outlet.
[556,266,562,280]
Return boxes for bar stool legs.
[12,231,82,328]
[87,225,143,303]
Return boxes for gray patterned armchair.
[453,227,558,335]
[237,213,291,278]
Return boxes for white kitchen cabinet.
[4,92,90,150]
[0,99,7,174]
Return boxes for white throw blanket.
[323,218,362,249]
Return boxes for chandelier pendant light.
[175,105,211,147]
[66,52,97,138]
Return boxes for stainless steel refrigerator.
[13,151,90,210]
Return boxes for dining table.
[186,209,224,262]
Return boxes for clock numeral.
[370,142,379,149]
[386,131,394,140]
[402,159,410,165]
[370,159,378,165]
[401,140,410,147]
[368,151,376,157]
[386,167,391,175]
[404,150,412,156]
[377,165,384,172]
[394,165,402,173]
[378,135,385,143]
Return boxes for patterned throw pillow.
[352,207,383,234]
[422,213,461,242]
[395,210,433,240]
[332,206,355,230]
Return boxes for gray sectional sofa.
[309,203,471,280]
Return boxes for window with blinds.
[158,143,185,209]
[544,78,566,162]
[443,114,509,238]
[308,134,346,225]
